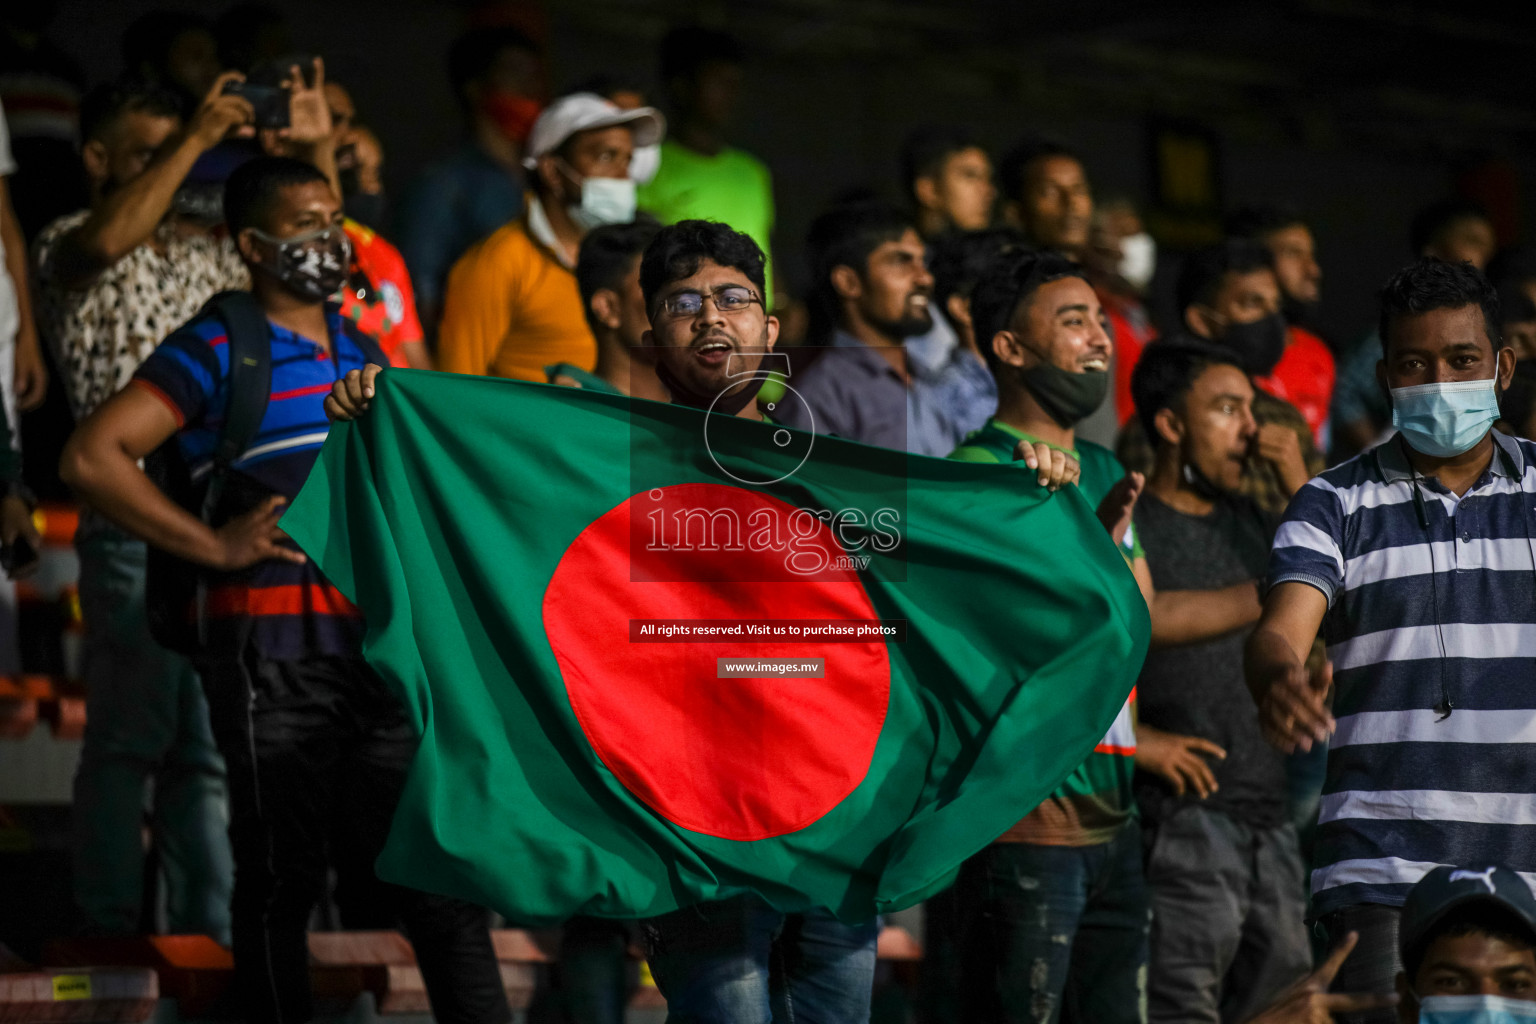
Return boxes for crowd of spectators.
[2,6,1535,1024]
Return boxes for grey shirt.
[775,330,966,456]
[1132,491,1289,831]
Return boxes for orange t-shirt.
[1255,326,1335,446]
[339,219,422,368]
[435,218,595,381]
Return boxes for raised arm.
[51,73,253,288]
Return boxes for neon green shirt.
[637,141,776,300]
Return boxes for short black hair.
[969,247,1087,373]
[447,26,541,106]
[805,201,915,340]
[929,227,1031,313]
[639,219,767,313]
[1175,238,1275,316]
[900,126,982,199]
[1225,204,1308,242]
[1378,257,1501,356]
[1410,198,1491,257]
[79,77,183,145]
[1404,901,1536,982]
[223,155,329,236]
[659,25,746,85]
[997,137,1080,205]
[576,217,662,329]
[122,11,212,87]
[1131,340,1247,443]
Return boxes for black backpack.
[143,290,385,658]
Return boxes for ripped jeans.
[958,821,1149,1024]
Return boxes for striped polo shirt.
[1268,430,1536,915]
[133,304,376,662]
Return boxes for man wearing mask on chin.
[436,92,665,382]
[1251,259,1536,1024]
[950,250,1276,1024]
[60,157,511,1024]
[1118,239,1320,520]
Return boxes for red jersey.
[1255,326,1335,447]
[339,219,423,367]
[1097,287,1155,426]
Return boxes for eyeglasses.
[659,285,763,319]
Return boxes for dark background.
[28,0,1536,346]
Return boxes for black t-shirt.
[1133,491,1289,831]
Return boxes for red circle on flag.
[542,483,891,841]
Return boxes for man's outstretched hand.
[1013,439,1081,491]
[1136,724,1226,799]
[326,364,385,422]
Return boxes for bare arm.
[1244,581,1333,752]
[1149,581,1263,648]
[52,73,252,289]
[59,385,301,570]
[0,175,46,410]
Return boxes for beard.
[867,303,933,341]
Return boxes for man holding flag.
[319,221,1149,1022]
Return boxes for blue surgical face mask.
[1419,994,1536,1023]
[1390,375,1501,458]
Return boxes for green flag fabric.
[280,369,1149,924]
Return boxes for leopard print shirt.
[33,210,250,419]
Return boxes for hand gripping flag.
[281,369,1148,924]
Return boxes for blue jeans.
[958,821,1150,1024]
[71,525,232,940]
[641,895,878,1024]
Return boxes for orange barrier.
[0,966,157,1022]
[43,935,232,1018]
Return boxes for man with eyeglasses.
[326,219,878,1023]
[436,92,665,383]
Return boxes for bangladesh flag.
[280,370,1148,923]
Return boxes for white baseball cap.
[522,92,666,170]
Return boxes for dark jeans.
[201,651,511,1024]
[640,894,878,1023]
[1319,904,1401,1024]
[554,916,632,1024]
[958,821,1150,1024]
[1143,806,1311,1023]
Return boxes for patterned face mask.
[250,223,352,302]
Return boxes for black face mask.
[1017,343,1110,428]
[655,358,767,416]
[250,224,352,302]
[1221,312,1288,377]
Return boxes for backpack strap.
[205,290,274,482]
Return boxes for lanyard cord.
[1409,459,1455,721]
